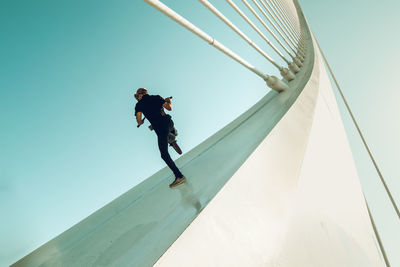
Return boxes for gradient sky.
[1,0,399,266]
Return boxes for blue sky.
[1,0,399,265]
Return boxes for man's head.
[134,88,148,101]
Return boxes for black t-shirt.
[135,94,169,126]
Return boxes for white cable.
[198,0,282,70]
[267,0,299,42]
[261,0,299,47]
[143,0,289,92]
[253,0,297,54]
[227,0,290,65]
[243,0,295,60]
[272,0,300,39]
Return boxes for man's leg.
[157,130,183,178]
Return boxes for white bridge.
[13,0,397,266]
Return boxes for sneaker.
[169,176,186,188]
[169,141,182,155]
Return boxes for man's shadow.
[176,181,202,214]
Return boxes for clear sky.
[0,0,398,266]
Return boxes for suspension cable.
[268,0,299,42]
[273,0,300,39]
[364,196,392,267]
[242,0,295,60]
[253,0,297,54]
[278,0,300,30]
[227,0,290,65]
[143,0,289,92]
[198,0,281,70]
[262,0,299,48]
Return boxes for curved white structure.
[13,0,385,266]
[155,36,383,267]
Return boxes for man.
[135,88,186,188]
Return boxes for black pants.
[154,119,183,178]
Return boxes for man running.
[135,88,186,188]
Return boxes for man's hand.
[137,120,144,128]
[136,112,144,127]
[163,97,172,111]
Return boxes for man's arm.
[163,97,172,111]
[136,112,144,126]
